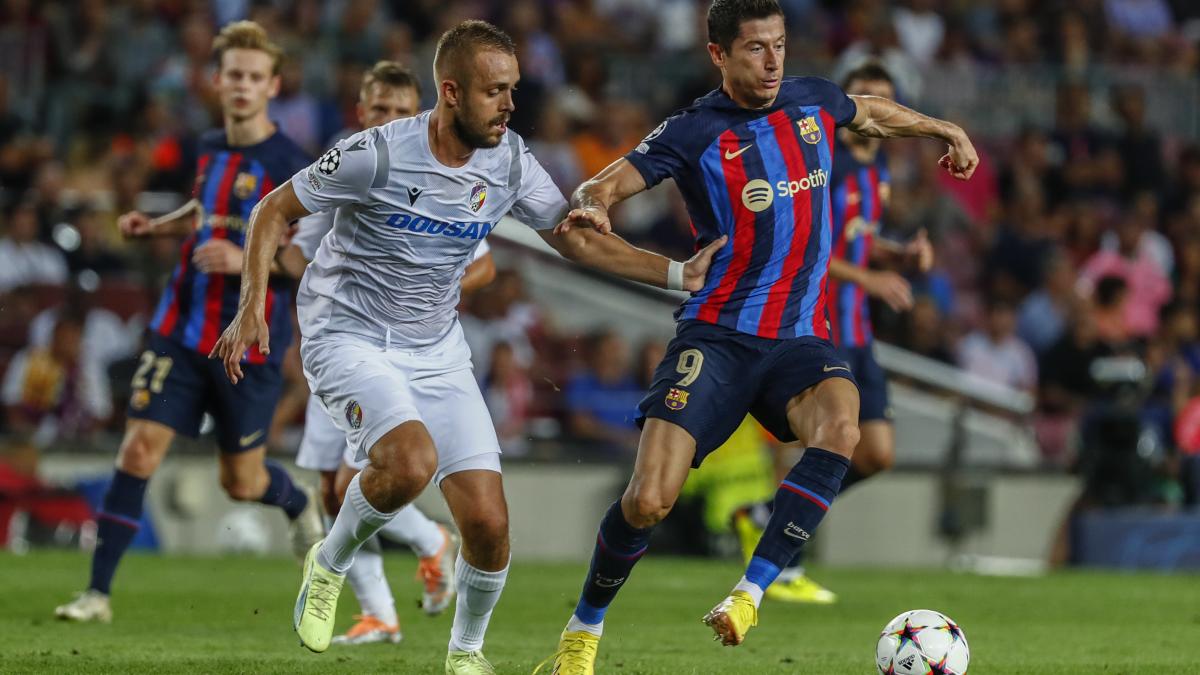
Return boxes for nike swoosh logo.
[823,365,850,373]
[239,429,265,447]
[724,144,753,160]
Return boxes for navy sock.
[745,448,849,590]
[573,501,653,625]
[259,460,308,519]
[838,465,868,493]
[89,470,148,595]
[781,464,868,570]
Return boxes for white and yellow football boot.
[55,590,112,623]
[445,649,496,674]
[294,541,345,653]
[703,590,758,646]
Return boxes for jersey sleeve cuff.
[290,172,322,215]
[623,151,659,189]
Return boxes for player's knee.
[623,486,674,528]
[220,477,260,502]
[116,429,166,477]
[858,444,895,475]
[371,440,437,490]
[459,509,508,547]
[814,417,860,458]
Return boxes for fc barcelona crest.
[233,172,258,199]
[469,180,488,213]
[797,116,822,145]
[665,387,689,411]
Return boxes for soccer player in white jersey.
[212,20,724,674]
[282,61,494,645]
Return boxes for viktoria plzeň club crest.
[469,180,487,212]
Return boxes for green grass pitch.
[2,551,1195,674]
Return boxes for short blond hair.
[212,20,283,75]
[361,61,421,99]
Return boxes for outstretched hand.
[682,235,729,292]
[208,310,269,384]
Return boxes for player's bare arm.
[542,225,727,292]
[118,198,204,238]
[209,181,311,383]
[871,228,933,273]
[828,258,913,312]
[847,95,978,180]
[554,158,649,236]
[460,251,496,292]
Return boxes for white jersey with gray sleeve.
[290,111,564,348]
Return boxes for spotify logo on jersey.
[741,179,774,212]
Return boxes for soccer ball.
[875,609,970,675]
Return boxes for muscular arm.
[556,158,650,235]
[461,252,496,293]
[210,181,312,382]
[847,96,978,180]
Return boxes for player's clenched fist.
[556,206,612,235]
[682,235,729,292]
[940,133,979,181]
[117,211,154,237]
[209,310,270,384]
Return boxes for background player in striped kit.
[54,21,324,625]
[730,62,936,605]
[539,1,977,671]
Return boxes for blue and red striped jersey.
[624,77,857,340]
[148,129,311,365]
[827,137,889,348]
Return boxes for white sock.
[447,554,509,653]
[317,473,396,574]
[345,535,399,626]
[378,504,445,559]
[733,576,765,608]
[566,614,603,637]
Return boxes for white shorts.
[296,394,350,472]
[300,323,501,485]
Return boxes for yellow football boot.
[294,541,345,653]
[533,629,601,675]
[766,573,837,604]
[702,590,758,646]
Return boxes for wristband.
[667,260,685,291]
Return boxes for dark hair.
[841,62,894,91]
[361,60,421,99]
[433,20,516,83]
[1095,275,1128,307]
[707,0,784,53]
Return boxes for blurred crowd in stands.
[1,0,1199,505]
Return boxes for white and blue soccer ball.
[214,508,271,556]
[875,609,970,675]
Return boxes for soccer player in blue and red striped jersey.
[54,21,323,625]
[541,1,977,669]
[731,63,938,606]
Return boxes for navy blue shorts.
[637,320,857,467]
[127,332,283,454]
[839,344,890,423]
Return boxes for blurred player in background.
[539,1,976,671]
[55,21,323,624]
[731,62,934,604]
[282,61,495,645]
[213,19,722,673]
